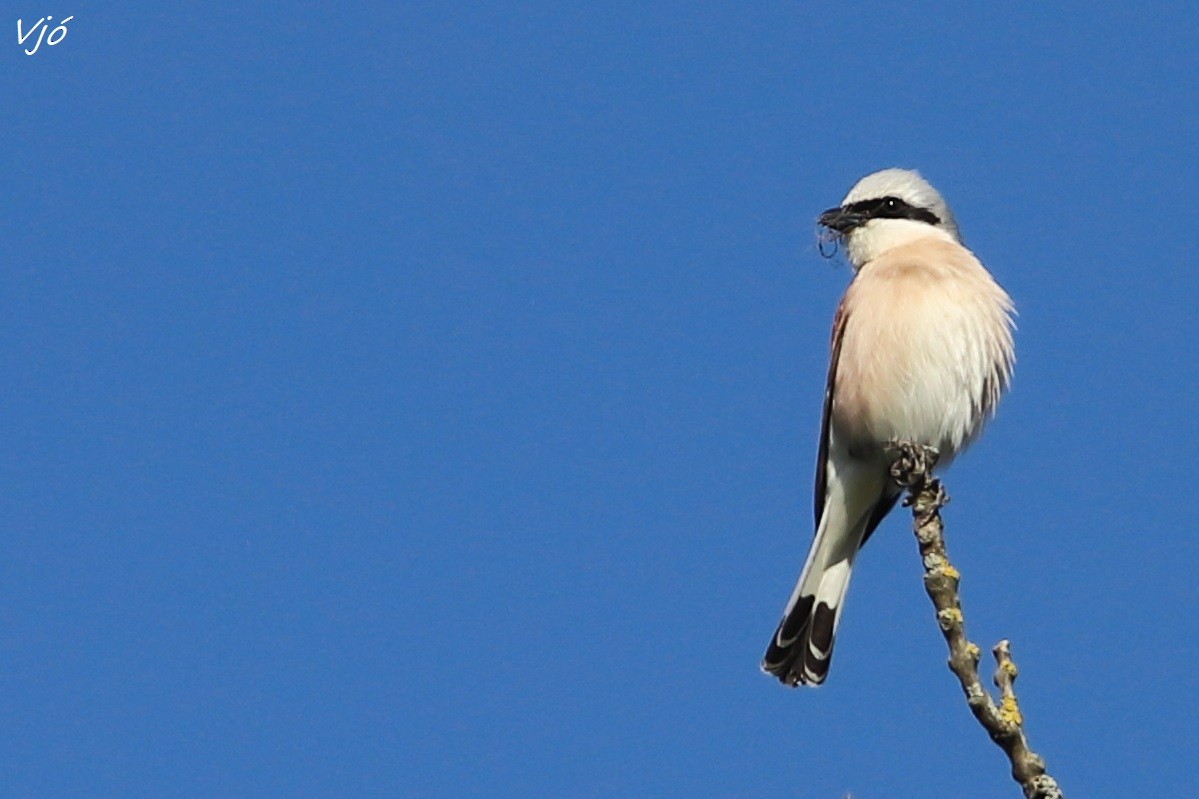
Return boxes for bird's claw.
[885,440,940,488]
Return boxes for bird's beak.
[817,206,865,234]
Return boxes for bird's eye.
[885,198,899,210]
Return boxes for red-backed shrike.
[762,168,1015,686]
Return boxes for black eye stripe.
[843,196,940,226]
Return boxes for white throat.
[845,218,958,270]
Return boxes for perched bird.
[762,168,1015,686]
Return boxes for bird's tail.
[761,511,868,686]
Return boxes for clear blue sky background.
[5,3,1197,797]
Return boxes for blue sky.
[5,3,1198,797]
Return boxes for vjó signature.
[18,15,73,55]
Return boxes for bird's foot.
[885,440,940,490]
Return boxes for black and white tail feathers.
[761,461,899,686]
[761,533,858,685]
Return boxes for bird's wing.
[813,300,847,528]
[814,295,900,550]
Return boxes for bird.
[762,168,1015,687]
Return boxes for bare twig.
[886,441,1065,799]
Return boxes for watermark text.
[18,15,73,55]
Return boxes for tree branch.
[886,441,1065,799]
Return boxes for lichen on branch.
[886,441,1065,799]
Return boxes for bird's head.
[818,168,960,269]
